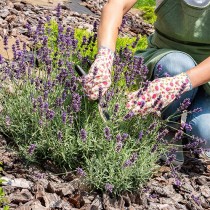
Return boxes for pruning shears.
[75,64,110,122]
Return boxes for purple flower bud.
[105,183,114,193]
[174,130,184,141]
[151,144,158,153]
[104,126,111,141]
[192,107,202,113]
[3,36,8,50]
[0,54,4,64]
[28,144,36,155]
[62,111,67,124]
[115,141,123,153]
[114,103,119,113]
[178,98,191,111]
[46,109,55,120]
[122,133,129,141]
[174,178,182,187]
[124,111,134,120]
[138,131,143,141]
[182,122,192,131]
[80,129,87,142]
[76,167,86,177]
[123,153,138,168]
[191,194,201,206]
[57,131,63,141]
[116,133,122,142]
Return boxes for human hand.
[82,47,114,100]
[126,73,192,116]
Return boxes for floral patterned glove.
[126,72,192,116]
[83,47,114,100]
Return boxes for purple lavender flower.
[191,194,201,206]
[174,178,182,187]
[123,153,138,168]
[178,98,191,111]
[157,129,169,141]
[174,130,184,141]
[46,109,55,120]
[124,111,134,120]
[57,131,63,141]
[138,131,143,141]
[104,127,111,141]
[0,54,4,64]
[28,144,36,155]
[182,122,192,132]
[116,133,122,142]
[62,111,67,124]
[154,64,162,78]
[39,119,43,127]
[163,72,171,77]
[3,36,8,50]
[76,167,86,177]
[98,87,103,101]
[56,3,61,18]
[122,133,129,141]
[115,141,123,153]
[105,183,114,193]
[5,116,11,126]
[166,154,176,165]
[80,129,87,142]
[192,107,202,113]
[114,103,119,113]
[72,93,81,113]
[151,144,158,153]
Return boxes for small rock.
[0,8,10,18]
[2,177,33,189]
[42,192,61,208]
[10,189,33,204]
[14,2,24,11]
[195,176,207,185]
[200,185,210,198]
[5,14,16,23]
[90,196,103,210]
[69,193,85,209]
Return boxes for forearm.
[187,56,210,88]
[97,0,137,51]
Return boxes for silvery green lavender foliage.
[0,5,203,194]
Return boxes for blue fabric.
[153,51,210,154]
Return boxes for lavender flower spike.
[76,167,86,177]
[28,144,36,155]
[105,183,114,193]
[80,129,87,142]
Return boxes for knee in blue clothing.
[153,51,196,78]
[188,114,210,148]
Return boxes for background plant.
[0,162,9,210]
[135,0,156,24]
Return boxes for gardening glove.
[82,46,114,100]
[126,72,192,116]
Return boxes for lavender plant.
[0,5,202,194]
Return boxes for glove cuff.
[177,72,193,92]
[97,46,115,60]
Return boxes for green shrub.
[134,0,156,24]
[134,0,156,8]
[0,163,9,209]
[0,6,169,195]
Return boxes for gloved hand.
[83,47,114,100]
[126,72,192,116]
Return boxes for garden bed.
[0,1,210,210]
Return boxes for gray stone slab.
[65,0,94,15]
